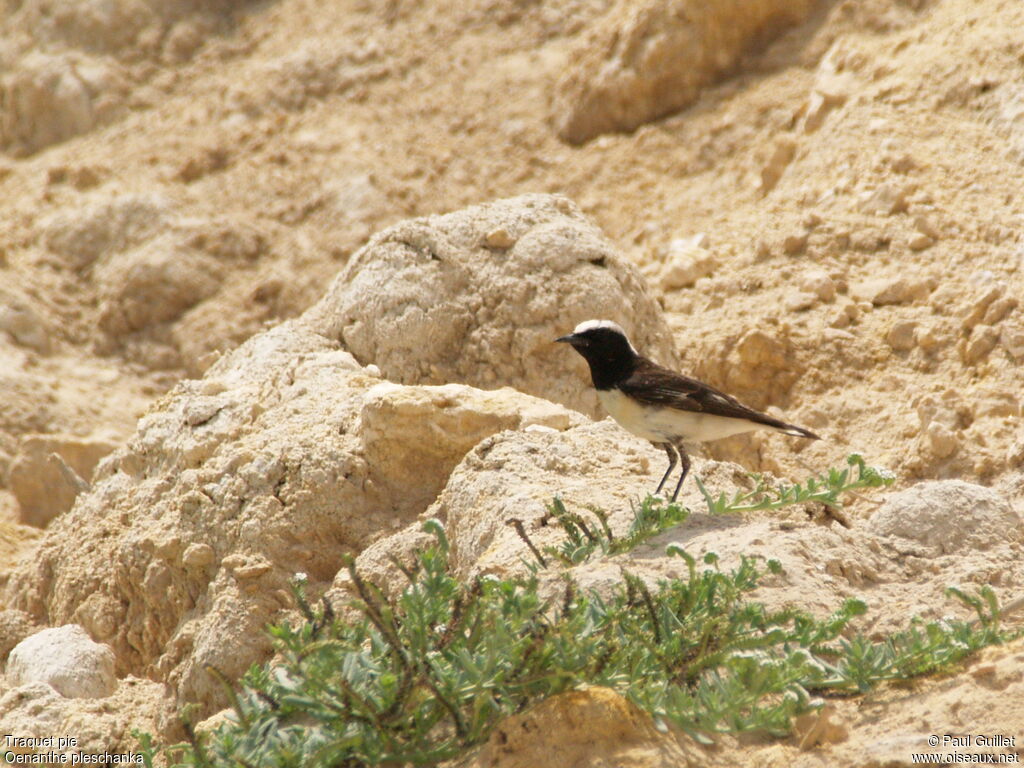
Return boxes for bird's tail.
[774,423,820,440]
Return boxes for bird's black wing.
[618,357,820,439]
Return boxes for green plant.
[141,515,1018,767]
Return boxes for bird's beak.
[555,334,575,344]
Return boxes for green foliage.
[137,456,1015,767]
[146,523,1016,766]
[696,453,895,515]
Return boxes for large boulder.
[5,625,116,699]
[305,194,678,419]
[553,0,816,144]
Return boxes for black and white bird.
[556,319,819,502]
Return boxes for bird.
[556,319,819,502]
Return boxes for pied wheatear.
[556,319,819,501]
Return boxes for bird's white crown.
[572,319,636,351]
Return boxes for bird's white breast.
[597,388,769,443]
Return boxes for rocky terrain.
[0,0,1023,765]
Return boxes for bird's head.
[555,319,638,366]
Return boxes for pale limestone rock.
[307,194,677,420]
[925,422,959,459]
[6,625,116,698]
[9,434,117,527]
[799,269,836,302]
[4,320,584,715]
[851,276,933,306]
[0,51,127,155]
[41,192,172,270]
[0,296,50,353]
[867,481,1021,556]
[962,324,999,364]
[1001,324,1024,360]
[553,0,815,144]
[0,677,166,760]
[857,185,908,216]
[886,320,918,351]
[759,138,797,194]
[658,237,718,290]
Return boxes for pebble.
[925,422,958,459]
[659,239,718,290]
[914,215,941,239]
[962,324,999,364]
[908,233,933,250]
[799,268,836,301]
[1000,324,1024,360]
[484,228,516,249]
[857,184,908,216]
[785,291,817,312]
[758,139,796,194]
[782,232,809,255]
[886,320,918,351]
[982,296,1017,325]
[851,276,933,305]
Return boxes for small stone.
[659,239,718,290]
[1000,324,1024,360]
[959,285,1004,329]
[908,233,934,250]
[484,228,515,249]
[887,320,918,351]
[785,291,817,312]
[914,215,941,239]
[783,233,808,255]
[758,138,797,194]
[799,269,836,301]
[858,185,908,216]
[183,543,216,568]
[0,302,50,352]
[915,323,947,351]
[963,325,999,364]
[982,296,1017,325]
[851,276,932,306]
[926,422,958,459]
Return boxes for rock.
[306,194,678,419]
[658,237,718,290]
[0,298,50,353]
[958,285,1005,330]
[8,434,118,528]
[468,687,701,768]
[41,192,171,270]
[0,52,127,155]
[925,422,959,459]
[886,320,918,351]
[1001,324,1024,360]
[782,232,809,255]
[983,296,1017,325]
[868,482,1020,555]
[96,237,222,336]
[6,625,116,698]
[785,291,817,312]
[857,185,908,216]
[908,233,934,250]
[850,276,933,306]
[0,678,167,761]
[358,382,583,517]
[962,324,999,364]
[799,269,836,302]
[552,0,815,144]
[913,215,942,239]
[758,138,797,194]
[4,308,586,716]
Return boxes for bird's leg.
[653,442,677,496]
[669,444,691,503]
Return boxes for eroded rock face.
[306,194,678,420]
[553,0,816,144]
[3,318,582,714]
